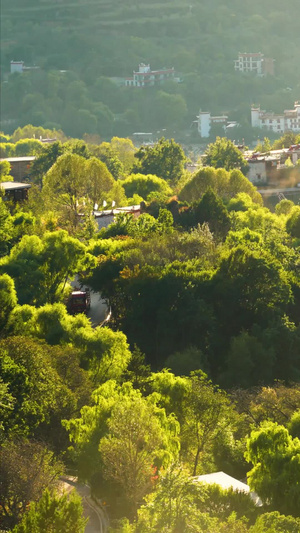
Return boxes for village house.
[234,52,275,76]
[251,101,300,134]
[125,63,176,88]
[197,111,238,138]
[0,181,31,202]
[0,156,36,181]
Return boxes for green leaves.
[203,137,249,176]
[12,489,87,533]
[1,230,95,305]
[245,422,300,516]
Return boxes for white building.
[234,52,274,76]
[125,63,175,88]
[10,61,24,73]
[197,111,238,138]
[10,60,40,75]
[251,102,300,134]
[194,472,262,506]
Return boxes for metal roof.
[0,156,36,163]
[0,181,31,190]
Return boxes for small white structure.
[194,471,262,506]
[251,102,300,134]
[234,53,274,76]
[10,60,40,75]
[10,60,24,74]
[197,111,238,138]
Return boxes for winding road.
[58,476,109,533]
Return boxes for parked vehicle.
[68,288,91,314]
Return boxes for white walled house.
[125,63,175,88]
[10,61,24,73]
[251,102,300,134]
[197,111,238,138]
[234,53,274,76]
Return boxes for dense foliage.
[1,131,300,531]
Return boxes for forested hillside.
[1,0,299,140]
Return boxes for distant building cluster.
[125,63,176,88]
[251,101,300,133]
[234,52,275,76]
[197,111,238,138]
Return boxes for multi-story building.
[197,111,238,138]
[251,102,300,133]
[234,52,274,76]
[125,63,175,88]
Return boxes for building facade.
[234,53,274,76]
[251,102,300,133]
[0,156,36,181]
[197,111,238,138]
[125,63,175,88]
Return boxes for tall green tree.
[204,137,249,175]
[133,138,186,185]
[0,440,63,529]
[1,231,95,305]
[12,489,87,533]
[99,393,180,517]
[245,422,300,516]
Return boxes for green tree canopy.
[0,439,63,529]
[245,422,300,516]
[133,138,187,185]
[122,173,172,201]
[12,489,87,533]
[203,137,249,175]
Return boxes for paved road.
[70,277,109,327]
[59,476,109,533]
[86,290,109,327]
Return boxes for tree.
[203,137,249,175]
[122,173,172,201]
[99,393,180,517]
[131,465,215,533]
[14,139,43,156]
[245,422,300,516]
[251,511,300,533]
[272,132,298,149]
[180,371,233,475]
[194,188,230,238]
[286,206,300,238]
[0,160,13,181]
[133,138,187,185]
[0,197,14,256]
[212,246,292,339]
[12,489,87,533]
[42,153,89,230]
[1,231,95,305]
[0,274,17,330]
[42,153,114,230]
[275,199,295,216]
[179,167,261,205]
[0,336,75,439]
[90,141,124,179]
[29,141,64,185]
[85,156,115,206]
[0,440,63,529]
[110,137,136,174]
